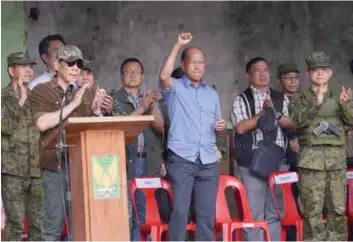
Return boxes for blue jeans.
[128,158,150,241]
[42,169,69,241]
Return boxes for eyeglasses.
[60,59,84,69]
[122,70,143,76]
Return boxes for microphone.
[65,82,79,99]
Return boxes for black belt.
[137,152,147,158]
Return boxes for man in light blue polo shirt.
[159,32,226,241]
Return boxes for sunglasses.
[61,59,84,69]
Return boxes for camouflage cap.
[277,63,300,77]
[7,52,37,66]
[305,51,331,69]
[82,61,93,72]
[56,44,86,63]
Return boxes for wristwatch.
[93,109,102,116]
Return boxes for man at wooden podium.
[159,32,226,241]
[104,58,164,241]
[30,45,107,241]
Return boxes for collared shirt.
[160,76,222,164]
[28,71,52,90]
[30,76,95,171]
[230,85,289,148]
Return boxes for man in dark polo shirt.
[159,32,226,241]
[30,44,106,241]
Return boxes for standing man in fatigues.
[277,63,300,241]
[347,59,353,170]
[1,52,44,240]
[278,63,301,160]
[289,51,353,241]
[347,59,353,241]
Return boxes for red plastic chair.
[60,221,69,240]
[22,216,28,240]
[1,200,5,239]
[347,169,353,236]
[268,171,303,241]
[214,175,271,241]
[130,177,196,241]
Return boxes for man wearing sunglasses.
[30,44,106,241]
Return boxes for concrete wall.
[1,1,27,88]
[23,1,353,118]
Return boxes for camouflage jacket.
[346,129,353,158]
[1,86,41,177]
[289,87,353,170]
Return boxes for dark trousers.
[167,150,219,241]
[348,158,353,241]
[287,161,299,241]
[127,158,149,241]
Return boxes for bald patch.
[181,47,205,62]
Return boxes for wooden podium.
[44,115,154,241]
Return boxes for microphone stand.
[56,91,73,241]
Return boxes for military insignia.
[91,154,120,200]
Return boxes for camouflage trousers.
[1,174,44,241]
[298,168,347,241]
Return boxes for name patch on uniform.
[274,172,298,184]
[347,171,353,179]
[136,178,161,188]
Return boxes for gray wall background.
[23,1,353,118]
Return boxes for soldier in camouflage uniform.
[346,63,353,242]
[347,122,353,170]
[347,61,353,170]
[289,51,353,241]
[1,52,44,241]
